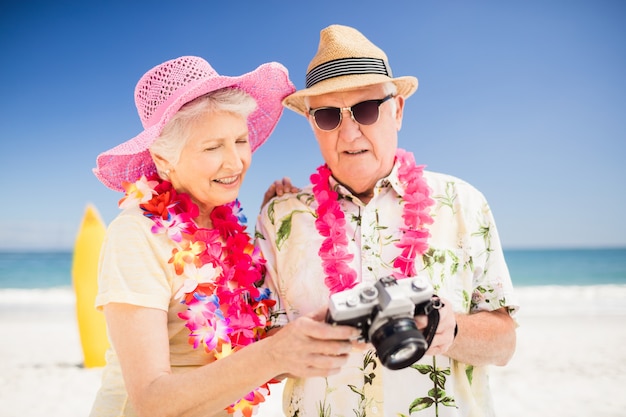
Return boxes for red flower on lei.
[119,174,276,417]
[310,148,435,294]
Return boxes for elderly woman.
[90,56,359,417]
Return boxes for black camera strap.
[420,296,443,348]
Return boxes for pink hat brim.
[93,61,295,192]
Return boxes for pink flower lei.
[119,174,276,417]
[311,148,435,294]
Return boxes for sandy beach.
[1,285,625,417]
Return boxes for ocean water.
[0,251,75,289]
[504,248,626,286]
[0,248,625,289]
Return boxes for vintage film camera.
[326,276,441,370]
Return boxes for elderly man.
[257,24,518,417]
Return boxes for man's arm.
[447,307,517,366]
[419,304,516,366]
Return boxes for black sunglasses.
[308,95,394,131]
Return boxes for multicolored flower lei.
[119,174,276,417]
[310,148,435,294]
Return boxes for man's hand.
[415,297,457,356]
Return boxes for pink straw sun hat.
[93,56,295,192]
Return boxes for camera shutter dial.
[410,276,429,291]
[359,286,378,303]
[345,294,359,307]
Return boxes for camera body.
[326,275,439,370]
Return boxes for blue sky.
[1,0,624,250]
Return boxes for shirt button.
[371,406,379,414]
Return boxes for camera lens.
[370,317,428,370]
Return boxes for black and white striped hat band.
[305,57,393,89]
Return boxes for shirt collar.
[328,160,406,202]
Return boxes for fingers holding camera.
[266,312,360,378]
[417,297,457,356]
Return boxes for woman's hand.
[261,177,300,209]
[266,307,361,379]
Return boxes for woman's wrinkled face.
[168,110,251,217]
[307,84,404,199]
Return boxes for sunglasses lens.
[313,108,341,130]
[311,96,391,131]
[352,100,381,125]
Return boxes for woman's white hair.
[150,88,257,176]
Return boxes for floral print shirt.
[255,163,518,417]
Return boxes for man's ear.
[395,95,405,131]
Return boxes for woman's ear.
[150,151,173,179]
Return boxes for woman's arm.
[105,302,358,417]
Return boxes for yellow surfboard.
[72,204,109,368]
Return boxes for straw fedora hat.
[94,56,295,192]
[283,24,418,116]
